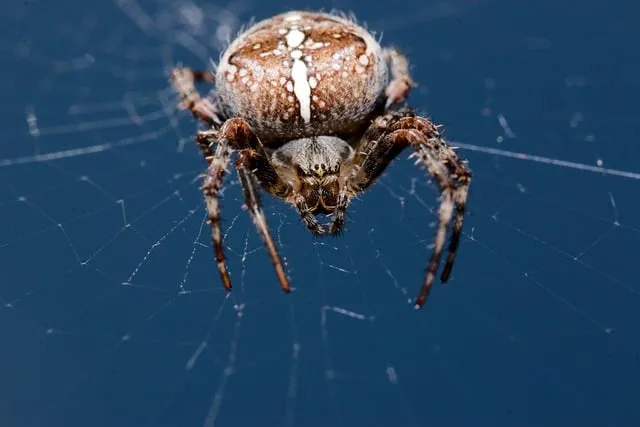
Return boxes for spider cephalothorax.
[171,10,471,308]
[270,136,354,216]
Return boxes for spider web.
[1,1,639,426]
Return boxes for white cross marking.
[291,59,311,122]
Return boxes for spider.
[170,10,471,308]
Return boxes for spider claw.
[329,215,346,235]
[440,266,452,283]
[384,97,394,109]
[220,270,232,291]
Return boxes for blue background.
[1,0,639,426]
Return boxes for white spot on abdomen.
[285,29,305,48]
[291,59,311,122]
[284,13,302,21]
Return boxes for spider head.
[272,136,354,213]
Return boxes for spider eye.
[310,163,333,178]
[295,165,310,176]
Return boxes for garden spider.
[170,10,471,308]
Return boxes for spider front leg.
[235,151,291,293]
[395,116,472,287]
[197,118,293,293]
[383,47,416,107]
[170,66,222,128]
[329,188,349,235]
[343,112,471,308]
[199,136,233,291]
[329,111,410,235]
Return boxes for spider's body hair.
[271,136,354,177]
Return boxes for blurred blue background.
[1,1,639,426]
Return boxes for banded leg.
[200,138,234,291]
[394,115,472,284]
[214,119,325,237]
[407,133,457,308]
[327,110,412,235]
[329,187,349,235]
[196,120,258,292]
[382,48,416,107]
[209,119,292,197]
[236,151,291,292]
[342,114,471,308]
[439,168,471,283]
[170,67,222,128]
[200,118,295,292]
[294,194,326,236]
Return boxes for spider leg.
[198,135,234,291]
[199,118,293,292]
[369,127,457,308]
[393,116,472,284]
[342,112,471,308]
[236,151,291,292]
[327,111,409,235]
[294,194,326,236]
[329,187,349,234]
[382,48,416,107]
[170,67,223,128]
[439,171,471,283]
[407,134,457,308]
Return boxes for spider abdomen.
[215,11,389,144]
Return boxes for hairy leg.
[199,137,233,291]
[294,194,326,235]
[170,67,222,128]
[382,48,416,107]
[342,112,471,307]
[327,109,411,235]
[198,118,297,291]
[439,167,471,283]
[394,116,472,283]
[406,131,457,308]
[236,150,291,293]
[329,187,349,235]
[199,118,317,293]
